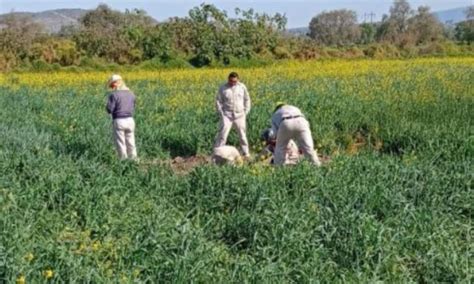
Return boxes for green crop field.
[1,58,473,283]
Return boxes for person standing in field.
[271,103,321,166]
[106,74,137,160]
[214,72,251,157]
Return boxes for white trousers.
[214,114,249,156]
[274,117,321,166]
[113,117,137,160]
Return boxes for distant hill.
[287,27,309,37]
[433,7,469,25]
[0,8,159,33]
[0,9,89,33]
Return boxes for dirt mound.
[169,155,211,175]
[142,154,331,175]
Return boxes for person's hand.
[268,144,275,153]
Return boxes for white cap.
[108,74,122,84]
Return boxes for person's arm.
[106,94,115,114]
[243,85,251,115]
[271,114,279,139]
[132,94,136,112]
[216,87,224,116]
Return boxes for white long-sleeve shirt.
[271,105,304,135]
[216,82,251,118]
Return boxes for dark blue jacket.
[106,90,136,119]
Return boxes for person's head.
[107,74,128,90]
[260,128,275,144]
[273,101,286,113]
[228,72,239,86]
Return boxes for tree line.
[308,1,473,46]
[0,0,473,71]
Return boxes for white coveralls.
[212,146,242,165]
[214,82,251,156]
[264,139,301,165]
[271,105,321,166]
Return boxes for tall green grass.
[1,61,472,282]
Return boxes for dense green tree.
[234,8,287,56]
[185,4,287,66]
[188,4,229,66]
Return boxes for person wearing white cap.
[271,103,321,166]
[106,74,137,160]
[214,72,251,157]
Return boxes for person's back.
[272,105,303,132]
[275,105,302,118]
[107,90,136,119]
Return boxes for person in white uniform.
[271,103,321,166]
[214,72,251,157]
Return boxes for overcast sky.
[0,0,472,28]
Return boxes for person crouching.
[270,103,321,166]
